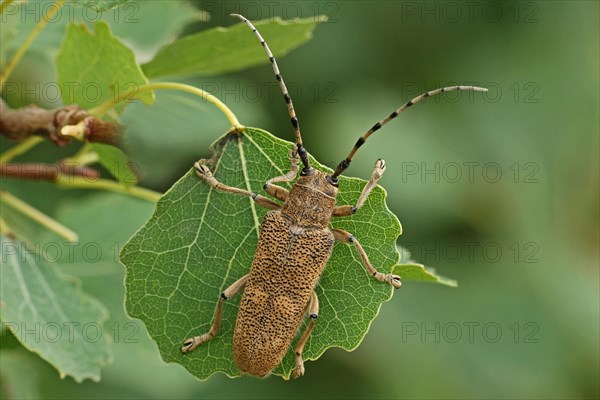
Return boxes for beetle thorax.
[281,170,338,228]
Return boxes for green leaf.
[121,127,402,380]
[92,143,139,186]
[393,263,458,287]
[141,16,327,79]
[107,0,207,59]
[56,21,154,109]
[0,236,112,382]
[5,1,198,63]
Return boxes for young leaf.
[0,236,112,382]
[141,17,327,79]
[121,127,402,380]
[56,21,154,109]
[393,263,458,287]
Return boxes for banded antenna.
[231,13,312,174]
[329,85,488,183]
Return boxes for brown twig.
[0,99,124,147]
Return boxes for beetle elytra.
[181,14,488,379]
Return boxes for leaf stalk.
[89,82,243,130]
[0,190,78,242]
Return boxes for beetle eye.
[326,175,338,187]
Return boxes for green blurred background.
[1,0,598,399]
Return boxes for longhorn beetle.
[181,14,488,378]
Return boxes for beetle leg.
[333,159,386,217]
[293,290,319,379]
[332,228,402,289]
[181,274,249,354]
[263,148,299,202]
[194,161,280,210]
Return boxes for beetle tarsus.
[194,162,212,180]
[292,358,305,379]
[374,272,402,289]
[181,333,212,353]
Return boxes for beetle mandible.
[181,14,488,378]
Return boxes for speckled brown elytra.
[181,14,488,378]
